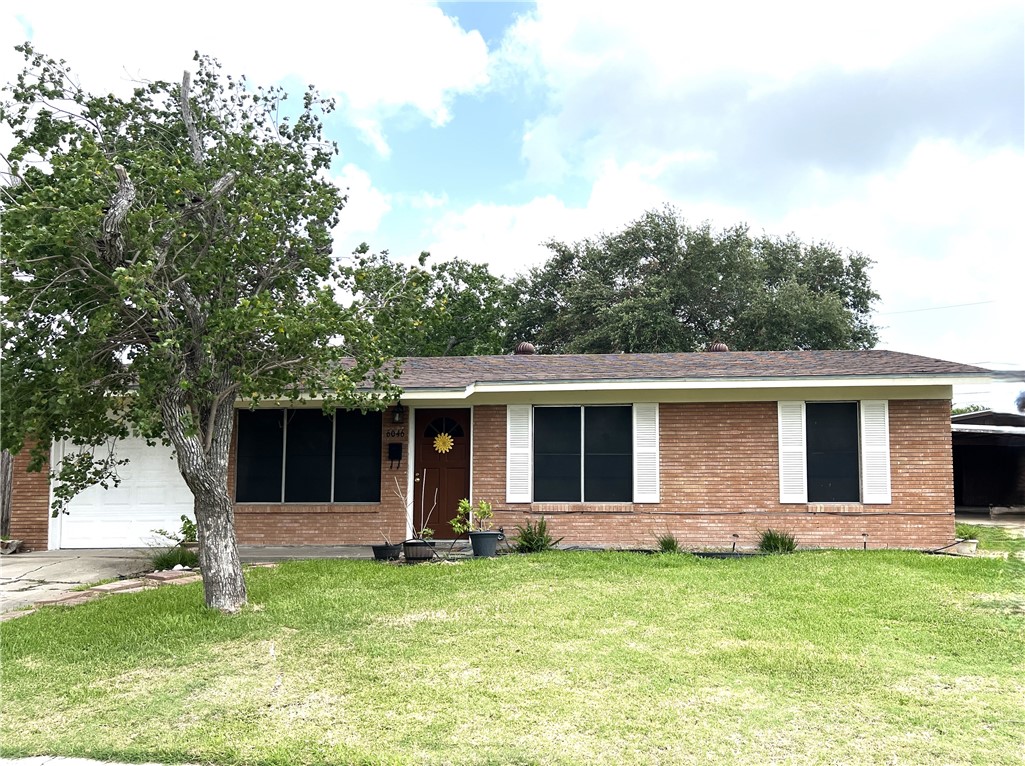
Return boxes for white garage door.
[54,438,195,549]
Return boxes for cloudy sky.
[4,1,1023,409]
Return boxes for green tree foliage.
[1,45,408,611]
[951,404,987,415]
[506,207,879,353]
[348,250,510,357]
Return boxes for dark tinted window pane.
[534,407,581,501]
[584,406,632,501]
[236,410,283,502]
[284,410,333,502]
[806,402,860,502]
[335,410,382,502]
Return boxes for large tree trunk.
[0,450,12,539]
[162,389,247,613]
[194,481,247,612]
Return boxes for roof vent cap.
[707,341,730,352]
[514,341,536,356]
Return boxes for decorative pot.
[468,530,504,558]
[402,539,436,562]
[372,543,402,561]
[180,541,199,552]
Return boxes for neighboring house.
[7,349,992,552]
[951,410,1025,512]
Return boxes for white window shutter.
[778,401,807,503]
[860,400,891,504]
[506,405,532,503]
[633,403,660,503]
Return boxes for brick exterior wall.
[7,400,956,551]
[8,442,50,551]
[473,400,954,551]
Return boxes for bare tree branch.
[100,165,135,267]
[180,71,204,165]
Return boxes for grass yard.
[956,522,1025,554]
[2,550,1023,766]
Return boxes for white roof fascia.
[952,424,1025,436]
[397,374,990,401]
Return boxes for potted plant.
[403,480,438,562]
[371,530,402,561]
[178,516,199,551]
[154,515,198,551]
[451,499,503,557]
[403,525,436,562]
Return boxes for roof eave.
[397,373,987,400]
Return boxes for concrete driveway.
[0,545,379,615]
[0,549,152,614]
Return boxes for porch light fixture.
[392,403,405,424]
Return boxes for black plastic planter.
[402,539,436,562]
[468,530,503,558]
[371,543,402,561]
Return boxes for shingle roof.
[393,350,990,390]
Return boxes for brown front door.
[413,408,471,539]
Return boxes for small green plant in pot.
[451,499,503,557]
[154,515,199,550]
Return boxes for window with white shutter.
[778,399,892,505]
[506,405,532,503]
[859,400,891,504]
[508,404,653,503]
[778,401,808,503]
[632,403,659,503]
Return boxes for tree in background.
[1,46,408,611]
[348,250,510,357]
[505,207,879,354]
[952,404,988,415]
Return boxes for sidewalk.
[0,759,195,766]
[0,545,373,615]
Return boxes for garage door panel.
[58,438,195,549]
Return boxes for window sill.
[529,503,635,514]
[806,502,865,513]
[235,503,382,514]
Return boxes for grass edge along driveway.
[2,547,1023,766]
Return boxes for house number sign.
[385,428,406,439]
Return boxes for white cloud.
[3,1,490,156]
[429,137,1023,376]
[332,163,391,245]
[495,0,1021,185]
[500,1,1008,90]
[426,157,745,275]
[408,191,449,210]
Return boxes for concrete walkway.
[0,545,374,615]
[0,759,193,766]
[0,548,153,614]
[955,510,1025,534]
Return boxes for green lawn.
[956,522,1025,553]
[2,551,1023,766]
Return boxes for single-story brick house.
[7,349,991,552]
